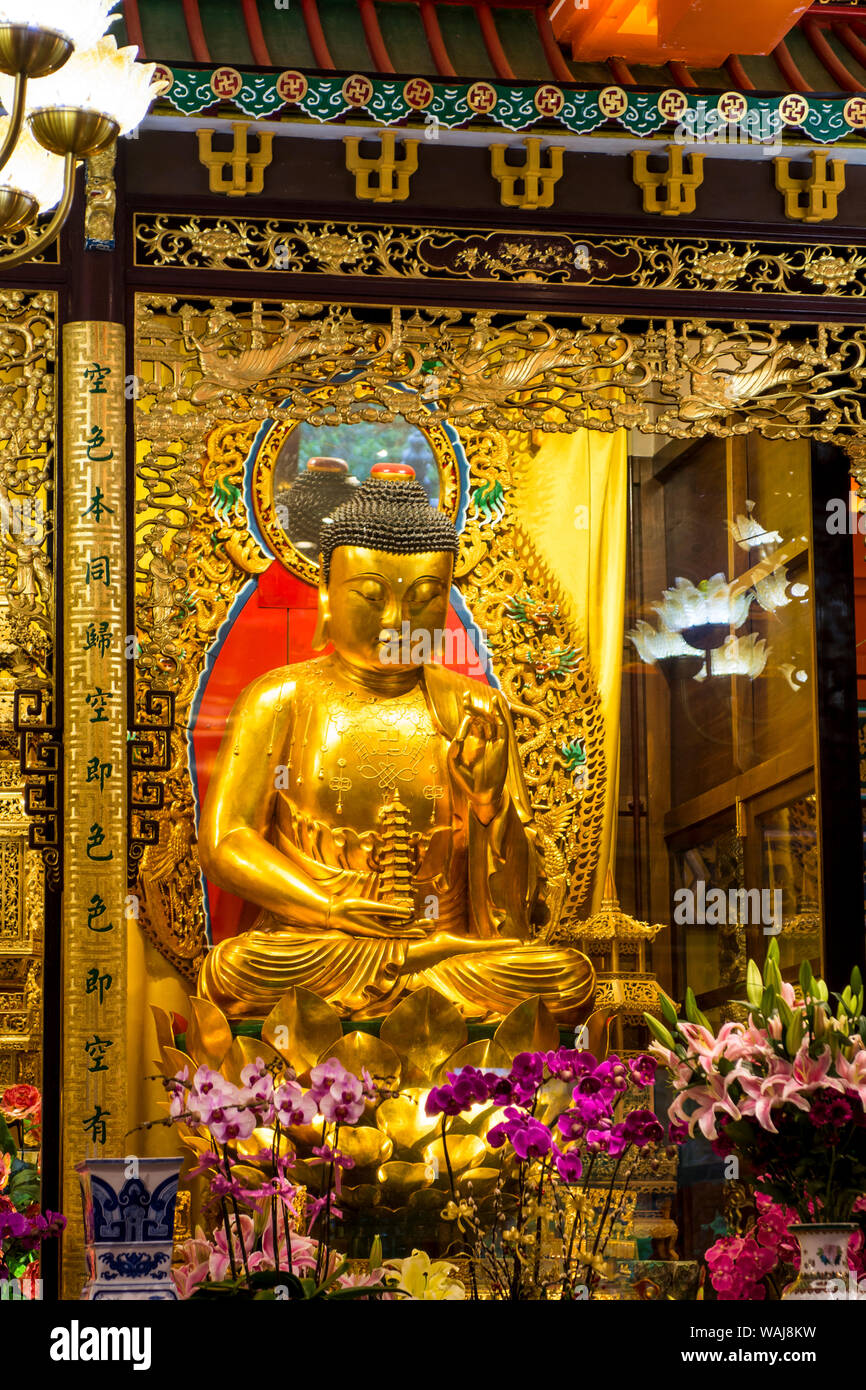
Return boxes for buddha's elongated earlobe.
[312,580,331,651]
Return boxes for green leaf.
[815,977,829,1002]
[765,937,780,967]
[0,1114,16,1158]
[852,966,863,996]
[764,956,783,996]
[799,958,813,997]
[747,960,763,1009]
[684,987,710,1029]
[785,1010,804,1056]
[643,1013,676,1052]
[659,992,679,1029]
[761,985,775,1017]
[368,1235,383,1274]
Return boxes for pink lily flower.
[670,1072,741,1140]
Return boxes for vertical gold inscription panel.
[61,323,127,1298]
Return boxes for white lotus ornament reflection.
[652,574,754,632]
[693,632,769,681]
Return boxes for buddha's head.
[315,462,459,675]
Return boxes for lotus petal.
[326,1031,402,1092]
[220,1034,283,1086]
[423,1134,487,1176]
[375,1092,441,1154]
[376,1161,435,1201]
[262,987,342,1075]
[185,997,233,1070]
[150,1004,176,1066]
[379,987,467,1084]
[438,1038,510,1078]
[339,1183,382,1211]
[235,1125,293,1162]
[582,1007,613,1060]
[493,996,559,1059]
[335,1127,393,1168]
[459,1165,500,1198]
[160,1044,197,1081]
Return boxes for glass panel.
[670,822,746,1010]
[758,792,821,977]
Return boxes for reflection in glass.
[759,793,820,975]
[273,418,438,557]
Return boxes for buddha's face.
[325,546,453,673]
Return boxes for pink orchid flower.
[274,1079,317,1127]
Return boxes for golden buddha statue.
[197,463,595,1025]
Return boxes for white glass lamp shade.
[729,509,783,554]
[693,633,769,681]
[653,573,754,632]
[627,619,703,665]
[18,34,166,136]
[0,2,119,51]
[754,568,791,614]
[0,117,63,208]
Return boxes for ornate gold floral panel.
[135,214,866,302]
[0,290,56,1094]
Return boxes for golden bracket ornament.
[774,152,846,223]
[197,122,274,197]
[343,131,419,203]
[489,138,564,210]
[632,144,704,216]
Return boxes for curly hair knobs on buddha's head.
[319,462,459,582]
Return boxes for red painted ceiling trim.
[725,54,756,91]
[836,18,866,70]
[301,0,334,69]
[534,3,573,82]
[668,59,697,88]
[419,1,457,78]
[608,56,636,85]
[123,0,146,58]
[240,0,272,68]
[772,39,812,92]
[477,3,517,80]
[359,0,395,73]
[802,16,863,90]
[181,0,211,63]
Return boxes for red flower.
[1,1084,40,1119]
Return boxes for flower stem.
[223,1145,251,1283]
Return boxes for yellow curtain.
[512,425,628,914]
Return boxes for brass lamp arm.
[0,72,27,177]
[0,152,76,269]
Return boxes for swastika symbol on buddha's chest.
[353,723,427,789]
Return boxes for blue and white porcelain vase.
[77,1157,182,1300]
